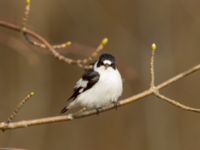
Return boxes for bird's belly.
[76,74,122,108]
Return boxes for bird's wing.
[67,69,100,100]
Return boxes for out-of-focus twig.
[0,148,27,150]
[22,0,72,50]
[0,20,108,69]
[7,92,35,123]
[0,0,108,69]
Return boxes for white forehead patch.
[103,60,112,65]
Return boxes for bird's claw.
[95,107,101,115]
[112,101,119,110]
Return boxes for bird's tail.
[60,106,69,114]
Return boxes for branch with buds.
[0,0,108,69]
[0,43,200,131]
[0,0,200,131]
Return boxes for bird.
[60,53,123,113]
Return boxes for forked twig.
[0,0,108,69]
[149,43,200,113]
[20,0,108,69]
[22,0,73,50]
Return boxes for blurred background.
[1,0,200,150]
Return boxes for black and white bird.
[61,53,123,113]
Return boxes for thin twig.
[20,0,106,68]
[7,92,35,123]
[149,43,200,113]
[21,0,30,31]
[0,148,27,150]
[23,28,72,49]
[0,1,107,69]
[154,92,200,112]
[150,43,157,87]
[22,0,73,50]
[0,20,108,69]
[53,41,72,49]
[81,38,109,64]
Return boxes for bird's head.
[96,53,116,70]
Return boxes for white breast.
[76,66,123,109]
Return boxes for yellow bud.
[101,38,109,46]
[66,41,72,46]
[26,0,31,6]
[30,92,35,96]
[151,43,157,51]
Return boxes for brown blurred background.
[1,0,200,150]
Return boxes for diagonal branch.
[1,58,200,131]
[154,92,200,112]
[6,92,35,123]
[0,20,108,69]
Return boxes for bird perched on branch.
[61,53,123,113]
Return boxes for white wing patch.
[74,78,88,89]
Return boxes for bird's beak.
[104,64,109,69]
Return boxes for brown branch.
[6,92,34,123]
[0,148,27,150]
[150,43,156,87]
[21,0,72,50]
[0,0,200,131]
[0,20,107,69]
[0,90,152,131]
[154,92,200,112]
[23,33,72,49]
[1,48,200,130]
[149,43,200,113]
[20,0,106,68]
[21,0,30,31]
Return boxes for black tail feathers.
[60,106,69,114]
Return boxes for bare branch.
[7,92,35,123]
[150,43,157,87]
[1,57,200,131]
[157,64,200,89]
[23,33,72,49]
[0,148,27,150]
[1,0,200,131]
[149,43,200,113]
[0,20,108,69]
[80,38,109,65]
[21,0,73,50]
[21,0,30,31]
[154,92,200,113]
[20,0,107,68]
[0,90,152,131]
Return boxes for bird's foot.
[95,107,102,115]
[78,107,87,113]
[112,101,119,110]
